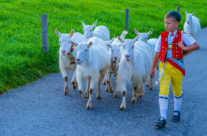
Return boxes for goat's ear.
[82,21,86,27]
[148,28,153,34]
[118,36,124,43]
[71,41,77,46]
[88,41,93,48]
[93,20,97,27]
[55,29,61,37]
[70,29,75,37]
[134,28,139,35]
[185,11,188,14]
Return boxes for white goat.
[134,28,157,90]
[184,11,201,39]
[82,20,110,41]
[116,36,152,110]
[104,30,128,94]
[74,37,111,109]
[56,29,87,95]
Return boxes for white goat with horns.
[82,20,110,41]
[116,36,152,110]
[184,11,201,39]
[56,29,87,95]
[73,37,111,109]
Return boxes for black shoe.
[171,111,180,122]
[155,118,166,129]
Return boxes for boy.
[150,11,200,129]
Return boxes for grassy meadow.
[0,0,207,93]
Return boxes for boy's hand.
[178,42,186,51]
[150,68,155,78]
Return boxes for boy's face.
[164,17,179,32]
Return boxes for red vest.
[160,30,183,62]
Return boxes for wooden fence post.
[125,8,129,31]
[41,14,49,52]
[177,6,180,13]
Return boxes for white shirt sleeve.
[155,36,161,53]
[182,32,196,46]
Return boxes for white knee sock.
[159,95,168,119]
[174,94,183,112]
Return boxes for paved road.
[0,28,207,136]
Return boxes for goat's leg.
[96,77,102,99]
[131,86,138,103]
[86,77,97,110]
[103,74,107,85]
[114,90,119,98]
[105,71,113,93]
[71,73,77,90]
[77,74,87,99]
[60,67,68,95]
[120,91,127,110]
[137,84,145,98]
[64,76,69,95]
[120,83,127,110]
[85,77,91,98]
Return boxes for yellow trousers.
[159,62,183,97]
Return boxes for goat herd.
[55,11,201,110]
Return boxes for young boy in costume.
[150,11,200,129]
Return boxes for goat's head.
[56,29,75,56]
[82,21,97,39]
[134,28,152,43]
[75,41,92,65]
[119,36,138,62]
[107,38,121,62]
[185,11,194,25]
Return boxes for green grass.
[0,0,207,93]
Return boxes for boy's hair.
[165,11,181,22]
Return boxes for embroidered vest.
[160,30,183,62]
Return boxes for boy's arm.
[178,42,200,52]
[150,52,160,78]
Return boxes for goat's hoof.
[64,90,68,95]
[131,98,137,103]
[138,95,143,98]
[120,105,126,110]
[149,86,153,90]
[64,87,68,95]
[79,90,88,99]
[73,85,77,90]
[103,82,106,86]
[109,89,113,94]
[83,95,89,99]
[71,82,77,90]
[105,88,109,92]
[146,84,149,87]
[114,91,119,98]
[96,95,101,99]
[86,103,92,110]
[85,92,89,97]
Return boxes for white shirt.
[155,30,196,59]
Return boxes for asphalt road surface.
[0,28,207,136]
